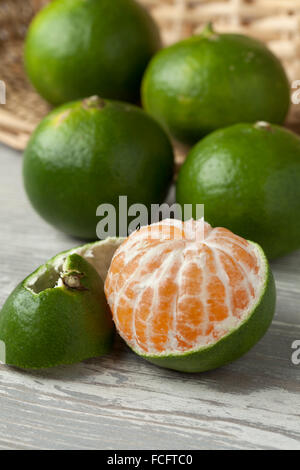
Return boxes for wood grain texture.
[0,144,300,450]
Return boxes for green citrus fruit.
[25,0,161,105]
[0,237,123,369]
[142,24,290,144]
[105,219,276,373]
[23,96,174,239]
[176,122,300,259]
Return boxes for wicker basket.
[1,0,300,154]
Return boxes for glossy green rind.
[23,98,174,239]
[137,243,276,373]
[0,252,114,369]
[176,122,300,259]
[25,0,161,105]
[142,29,290,144]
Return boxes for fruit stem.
[201,22,216,38]
[254,121,273,132]
[61,271,88,291]
[82,95,106,110]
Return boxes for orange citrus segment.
[105,219,265,355]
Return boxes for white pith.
[105,219,267,356]
[26,237,124,294]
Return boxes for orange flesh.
[105,219,263,355]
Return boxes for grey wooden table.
[0,144,299,450]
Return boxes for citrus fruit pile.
[4,0,300,373]
[22,0,300,261]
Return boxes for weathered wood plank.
[0,144,299,450]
